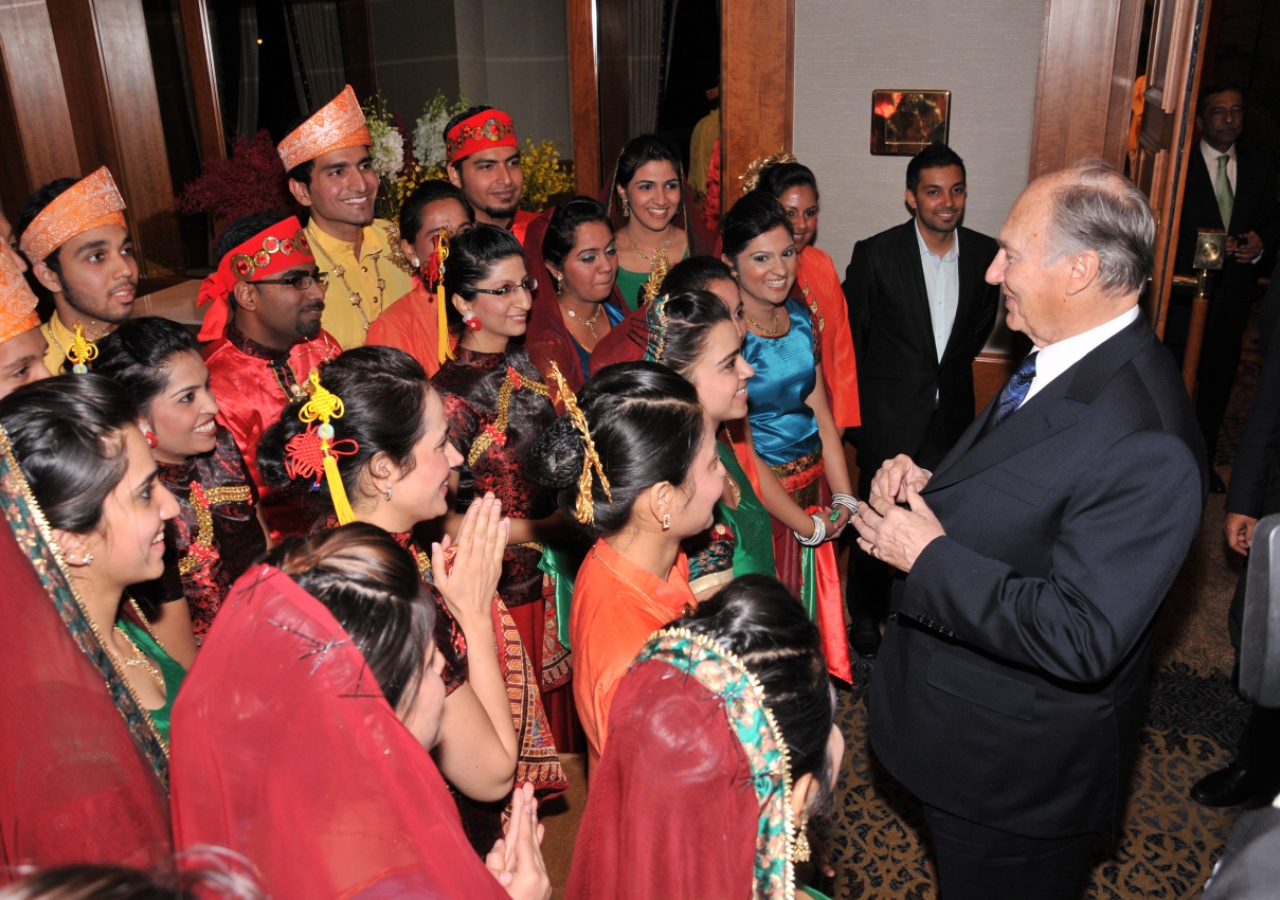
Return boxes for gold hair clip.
[546,363,612,524]
[642,249,671,306]
[67,323,99,374]
[740,149,798,195]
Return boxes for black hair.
[674,574,836,800]
[1,861,264,900]
[268,524,435,714]
[1197,80,1246,117]
[613,133,683,195]
[440,224,526,331]
[651,290,733,378]
[444,105,496,171]
[720,191,792,259]
[215,211,291,263]
[906,142,966,191]
[399,180,473,246]
[94,317,201,416]
[528,361,706,539]
[17,177,80,276]
[257,346,431,509]
[755,162,820,203]
[542,196,612,271]
[660,256,736,295]
[0,375,138,534]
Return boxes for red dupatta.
[169,565,510,900]
[0,428,170,881]
[797,245,861,429]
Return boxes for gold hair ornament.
[641,249,671,306]
[283,370,359,525]
[739,150,799,195]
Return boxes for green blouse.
[117,616,187,745]
[716,441,776,578]
[614,249,692,312]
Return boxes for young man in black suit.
[854,160,1206,900]
[1166,81,1278,491]
[841,143,1001,657]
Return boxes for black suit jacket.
[1227,260,1280,521]
[842,220,1001,470]
[869,317,1206,839]
[1175,144,1278,296]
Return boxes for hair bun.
[528,414,585,490]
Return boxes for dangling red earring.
[463,311,482,332]
[144,430,159,449]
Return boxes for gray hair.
[1045,158,1155,297]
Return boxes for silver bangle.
[795,513,826,546]
[831,493,858,515]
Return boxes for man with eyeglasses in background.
[198,212,342,540]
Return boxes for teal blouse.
[117,616,187,745]
[742,299,820,466]
[716,441,775,578]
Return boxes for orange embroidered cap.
[18,167,127,264]
[0,248,39,345]
[278,85,373,172]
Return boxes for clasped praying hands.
[851,454,947,572]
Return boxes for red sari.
[797,244,861,429]
[169,566,511,900]
[0,431,170,880]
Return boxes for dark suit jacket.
[1227,260,1280,521]
[842,220,1001,470]
[1175,144,1278,296]
[869,317,1206,839]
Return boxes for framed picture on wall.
[870,90,951,155]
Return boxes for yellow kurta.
[40,313,114,376]
[305,218,413,351]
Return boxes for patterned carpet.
[813,318,1266,900]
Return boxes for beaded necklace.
[306,224,387,333]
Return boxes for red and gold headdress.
[283,370,359,525]
[19,167,127,264]
[424,230,454,366]
[445,109,518,166]
[196,215,314,341]
[0,249,39,346]
[277,85,372,172]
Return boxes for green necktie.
[1215,154,1234,230]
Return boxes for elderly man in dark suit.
[842,143,1001,657]
[854,160,1206,900]
[1167,81,1278,492]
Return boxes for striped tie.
[988,352,1038,431]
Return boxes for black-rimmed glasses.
[255,269,329,291]
[470,277,538,297]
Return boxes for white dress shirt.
[915,219,960,361]
[1020,305,1142,405]
[1200,139,1237,196]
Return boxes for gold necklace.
[307,224,387,333]
[111,624,165,687]
[627,234,672,265]
[744,306,781,336]
[717,426,742,507]
[563,301,604,339]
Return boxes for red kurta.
[365,276,456,377]
[203,324,341,540]
[510,208,538,246]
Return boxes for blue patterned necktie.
[990,352,1038,429]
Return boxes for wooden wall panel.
[565,0,601,197]
[596,0,631,187]
[720,0,793,211]
[0,0,80,218]
[178,0,225,164]
[1028,0,1146,178]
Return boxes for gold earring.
[621,196,631,218]
[662,513,671,531]
[792,818,811,863]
